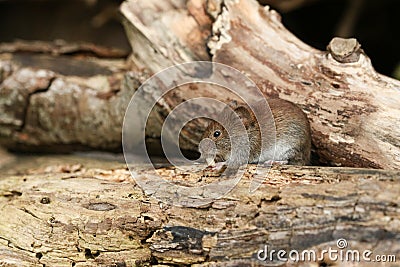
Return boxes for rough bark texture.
[0,41,146,152]
[207,0,400,169]
[0,161,399,266]
[120,0,400,169]
[1,0,400,169]
[1,1,399,266]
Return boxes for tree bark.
[1,0,400,170]
[0,163,399,266]
[0,41,144,152]
[120,0,400,169]
[1,1,399,266]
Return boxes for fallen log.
[1,1,399,266]
[0,41,144,152]
[0,162,399,266]
[121,0,400,169]
[0,0,399,170]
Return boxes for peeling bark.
[206,0,400,169]
[0,162,399,266]
[0,1,399,266]
[0,44,145,152]
[0,0,400,170]
[120,0,400,169]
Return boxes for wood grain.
[0,163,399,266]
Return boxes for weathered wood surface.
[121,0,400,169]
[0,41,146,152]
[1,0,400,169]
[0,161,399,266]
[207,0,400,169]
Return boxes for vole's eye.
[213,130,221,138]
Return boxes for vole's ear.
[221,100,239,113]
[221,100,240,114]
[234,105,256,128]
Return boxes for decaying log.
[120,0,212,72]
[0,40,129,58]
[1,1,399,266]
[120,0,400,169]
[0,41,146,152]
[0,161,399,266]
[207,0,400,169]
[1,0,400,170]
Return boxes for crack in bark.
[18,76,56,133]
[20,207,41,220]
[0,235,41,263]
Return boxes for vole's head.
[198,101,257,166]
[199,119,230,165]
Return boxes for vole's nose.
[198,138,216,154]
[198,138,217,166]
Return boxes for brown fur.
[199,98,311,166]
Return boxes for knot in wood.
[40,197,51,204]
[327,37,362,63]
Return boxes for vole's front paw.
[202,161,227,177]
[212,161,226,171]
